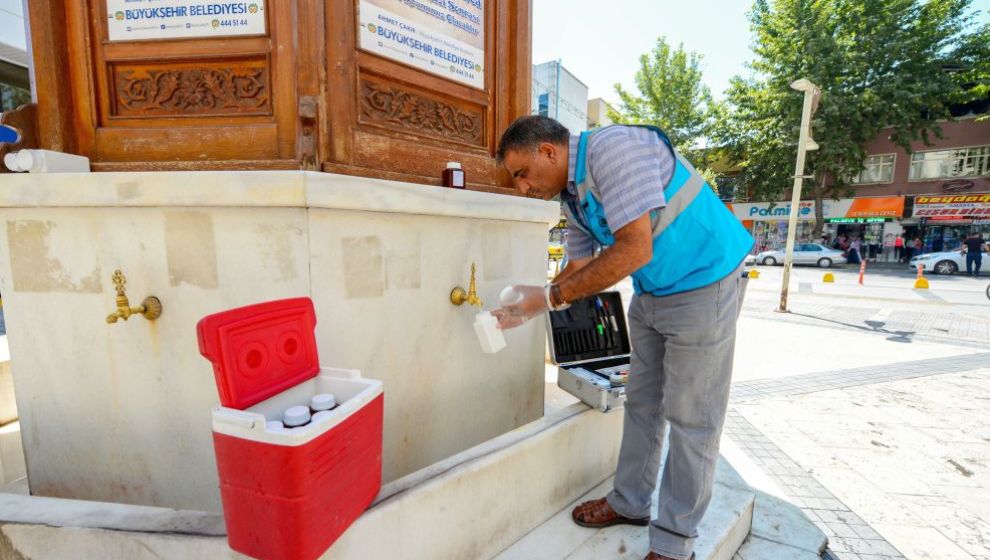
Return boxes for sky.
[533,0,990,105]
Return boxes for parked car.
[909,251,965,274]
[744,254,758,266]
[756,243,847,268]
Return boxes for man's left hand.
[493,284,548,330]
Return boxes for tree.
[715,0,990,236]
[607,37,717,156]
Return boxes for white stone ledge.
[0,171,561,225]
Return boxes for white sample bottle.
[474,311,506,354]
[283,405,312,428]
[3,149,90,173]
[312,410,334,423]
[310,393,336,414]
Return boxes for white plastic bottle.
[3,149,90,173]
[474,311,506,354]
[310,393,336,414]
[283,405,312,428]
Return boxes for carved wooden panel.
[358,76,484,146]
[110,59,271,118]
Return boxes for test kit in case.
[197,298,384,560]
[548,291,631,413]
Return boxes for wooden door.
[26,0,530,189]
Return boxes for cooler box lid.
[197,297,320,410]
[547,291,630,365]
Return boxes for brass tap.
[106,269,163,324]
[450,262,483,308]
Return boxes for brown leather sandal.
[571,497,650,528]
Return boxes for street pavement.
[604,263,990,560]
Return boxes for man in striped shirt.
[494,116,747,560]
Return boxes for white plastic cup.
[310,393,336,412]
[283,405,312,427]
[474,311,506,354]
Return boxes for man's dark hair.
[496,116,570,163]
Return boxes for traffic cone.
[748,269,760,279]
[823,272,834,283]
[914,264,929,289]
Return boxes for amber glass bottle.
[443,161,465,188]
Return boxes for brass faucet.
[450,262,483,308]
[106,269,163,324]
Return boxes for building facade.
[586,97,614,129]
[729,115,990,256]
[0,0,30,112]
[532,60,589,134]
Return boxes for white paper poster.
[358,0,485,89]
[106,1,267,41]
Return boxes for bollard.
[858,260,866,285]
[914,264,929,289]
[748,269,760,279]
[823,272,834,283]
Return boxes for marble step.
[0,395,625,559]
[494,457,756,560]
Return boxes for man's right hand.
[491,308,527,330]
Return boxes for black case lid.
[547,291,630,364]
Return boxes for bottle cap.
[312,410,334,423]
[15,150,35,173]
[311,393,336,411]
[3,153,21,172]
[446,161,462,170]
[265,420,285,432]
[283,405,311,427]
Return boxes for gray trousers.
[606,268,741,560]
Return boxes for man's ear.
[538,142,558,162]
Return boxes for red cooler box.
[197,298,384,560]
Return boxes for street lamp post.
[778,78,820,313]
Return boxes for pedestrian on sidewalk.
[847,236,862,265]
[960,232,987,277]
[492,116,754,560]
[894,234,904,262]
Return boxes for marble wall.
[0,171,558,512]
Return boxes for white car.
[756,243,848,268]
[908,251,965,274]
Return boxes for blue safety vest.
[564,125,754,296]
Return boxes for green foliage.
[607,37,716,155]
[714,0,990,216]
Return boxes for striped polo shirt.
[562,125,675,260]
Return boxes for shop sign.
[912,194,990,218]
[106,1,267,41]
[940,179,975,194]
[825,217,891,224]
[358,0,485,89]
[730,197,904,222]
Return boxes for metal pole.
[778,79,819,313]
